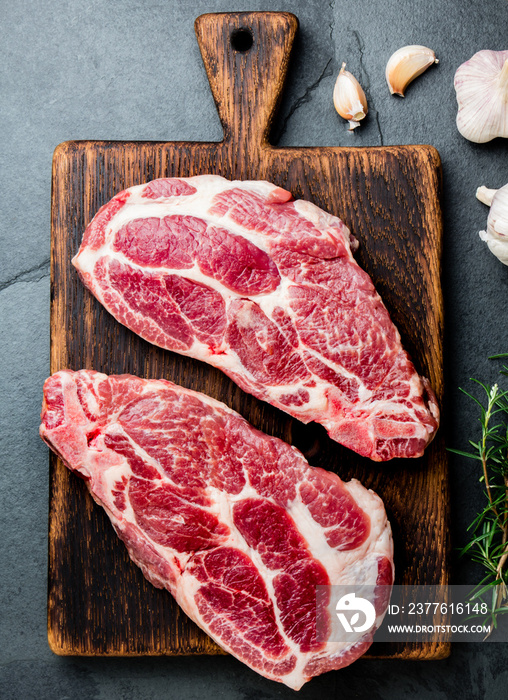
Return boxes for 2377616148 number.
[406,601,488,615]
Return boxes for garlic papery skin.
[333,63,368,130]
[476,186,498,207]
[455,50,508,143]
[385,45,438,96]
[477,183,508,265]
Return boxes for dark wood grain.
[48,11,449,660]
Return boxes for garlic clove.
[455,50,508,143]
[477,183,508,265]
[385,45,438,97]
[476,186,498,207]
[479,233,508,266]
[333,62,368,131]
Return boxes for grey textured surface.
[1,0,507,697]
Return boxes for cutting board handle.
[195,12,298,153]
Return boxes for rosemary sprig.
[449,356,508,633]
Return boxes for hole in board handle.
[230,28,254,52]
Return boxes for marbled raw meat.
[72,176,439,460]
[40,370,393,689]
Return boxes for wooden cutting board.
[49,11,449,661]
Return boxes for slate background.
[1,0,507,698]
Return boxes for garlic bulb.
[385,45,438,96]
[333,63,368,130]
[455,50,508,143]
[476,183,508,265]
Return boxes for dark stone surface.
[1,0,507,697]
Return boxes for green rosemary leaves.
[450,355,508,634]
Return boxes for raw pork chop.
[72,176,439,461]
[40,370,393,690]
